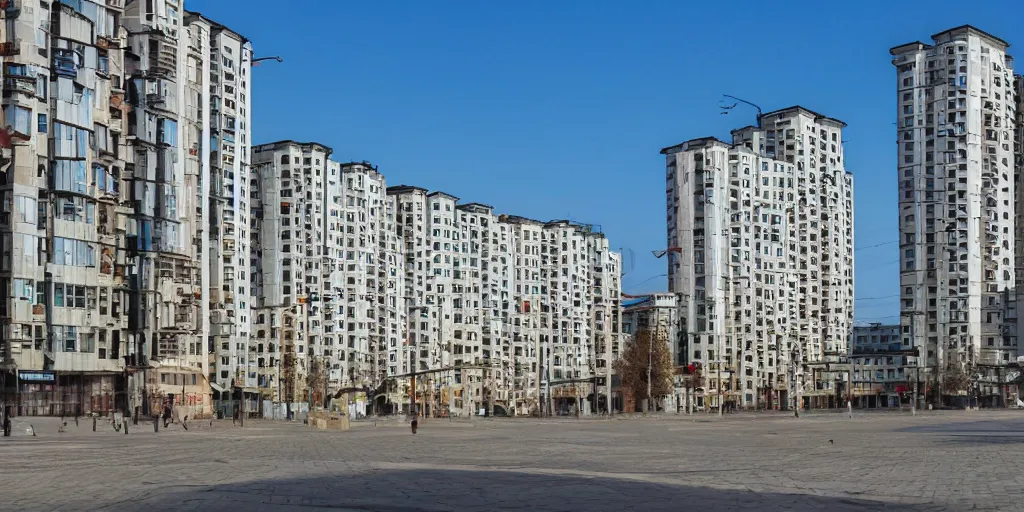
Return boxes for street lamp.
[719,94,763,127]
[252,56,283,66]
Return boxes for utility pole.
[796,343,804,418]
[545,337,552,417]
[903,307,923,414]
[608,302,617,415]
[646,331,653,413]
[717,356,722,416]
[535,334,542,417]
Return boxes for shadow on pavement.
[896,417,1024,434]
[144,468,943,512]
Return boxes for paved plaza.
[2,410,1024,511]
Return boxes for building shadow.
[140,468,946,512]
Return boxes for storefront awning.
[210,382,226,393]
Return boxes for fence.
[0,389,212,419]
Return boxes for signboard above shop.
[19,371,55,382]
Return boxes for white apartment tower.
[122,0,209,413]
[455,203,516,414]
[251,141,331,405]
[252,144,400,411]
[891,26,1018,400]
[332,161,391,391]
[663,106,855,410]
[505,216,546,413]
[385,188,622,416]
[182,12,253,392]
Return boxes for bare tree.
[306,357,327,408]
[613,329,673,410]
[942,361,974,396]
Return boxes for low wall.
[307,411,350,431]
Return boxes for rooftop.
[185,11,250,45]
[659,136,727,155]
[760,105,846,128]
[890,25,1010,54]
[386,185,429,195]
[253,140,333,154]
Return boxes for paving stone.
[1,412,1023,510]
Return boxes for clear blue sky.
[188,0,1024,325]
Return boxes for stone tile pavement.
[2,410,1023,511]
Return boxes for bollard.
[153,415,159,433]
[93,416,97,432]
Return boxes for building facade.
[851,323,916,408]
[663,106,855,410]
[0,0,261,418]
[182,12,254,397]
[0,0,134,416]
[892,25,1019,405]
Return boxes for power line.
[855,314,900,321]
[625,273,668,291]
[855,240,898,251]
[856,294,898,301]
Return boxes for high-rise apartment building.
[892,25,1018,403]
[251,143,401,413]
[663,106,855,410]
[182,12,254,393]
[0,2,622,419]
[384,189,621,416]
[122,0,210,414]
[0,0,134,415]
[251,141,331,407]
[0,0,223,417]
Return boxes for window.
[12,279,33,300]
[53,197,94,224]
[55,325,78,352]
[5,106,31,135]
[14,196,37,224]
[37,114,47,133]
[93,164,117,195]
[53,237,95,267]
[158,118,177,146]
[53,160,89,193]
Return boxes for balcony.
[1,0,20,18]
[54,52,78,77]
[147,36,178,76]
[0,40,19,56]
[3,75,34,95]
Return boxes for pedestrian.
[162,404,172,428]
[181,414,189,431]
[232,406,239,426]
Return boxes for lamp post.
[719,94,763,127]
[252,56,283,66]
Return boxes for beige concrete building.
[663,106,855,410]
[892,25,1019,406]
